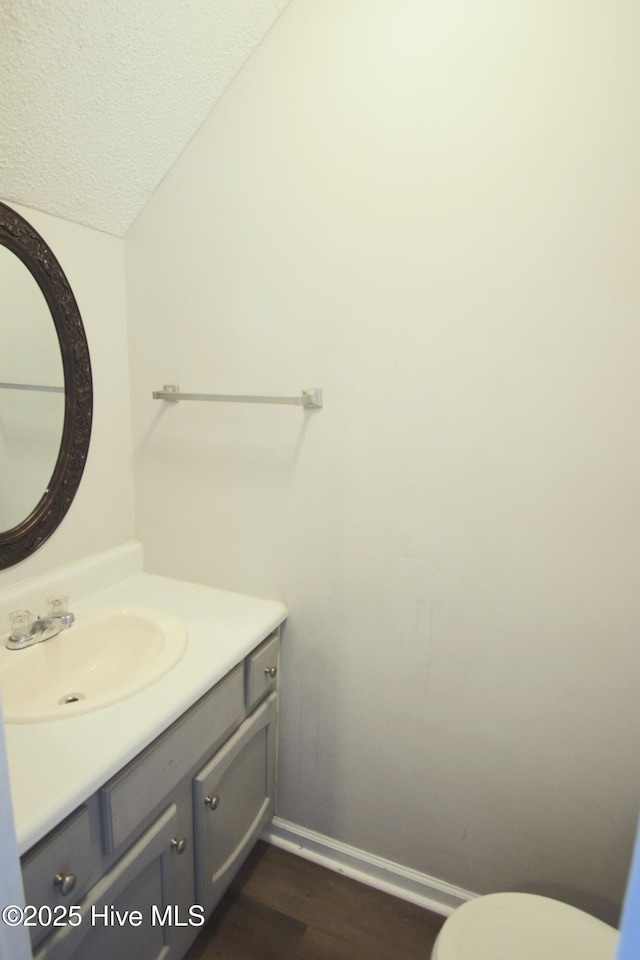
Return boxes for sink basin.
[0,605,187,722]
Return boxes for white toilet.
[431,892,618,960]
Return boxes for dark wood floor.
[184,841,444,960]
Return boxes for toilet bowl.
[431,892,618,960]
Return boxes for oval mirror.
[0,202,93,570]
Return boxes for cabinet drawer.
[22,805,102,949]
[245,632,279,711]
[100,664,245,854]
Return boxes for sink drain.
[59,693,86,705]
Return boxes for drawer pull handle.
[205,794,220,810]
[264,666,277,679]
[170,837,187,855]
[53,873,77,896]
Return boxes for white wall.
[125,0,640,921]
[0,691,30,960]
[0,203,135,589]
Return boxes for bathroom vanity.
[0,544,287,960]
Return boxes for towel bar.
[152,385,322,409]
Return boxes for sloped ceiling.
[0,0,291,237]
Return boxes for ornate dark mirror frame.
[0,202,93,570]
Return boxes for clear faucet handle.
[9,610,33,640]
[47,595,69,617]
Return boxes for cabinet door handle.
[170,837,187,855]
[53,873,77,896]
[264,666,277,678]
[204,794,220,810]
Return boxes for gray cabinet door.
[34,805,182,960]
[193,693,277,914]
[21,803,102,950]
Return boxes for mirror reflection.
[0,201,92,571]
[0,247,66,532]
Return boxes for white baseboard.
[261,816,476,917]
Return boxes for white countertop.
[1,554,286,855]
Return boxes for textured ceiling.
[0,0,291,236]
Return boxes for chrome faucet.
[6,596,75,650]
